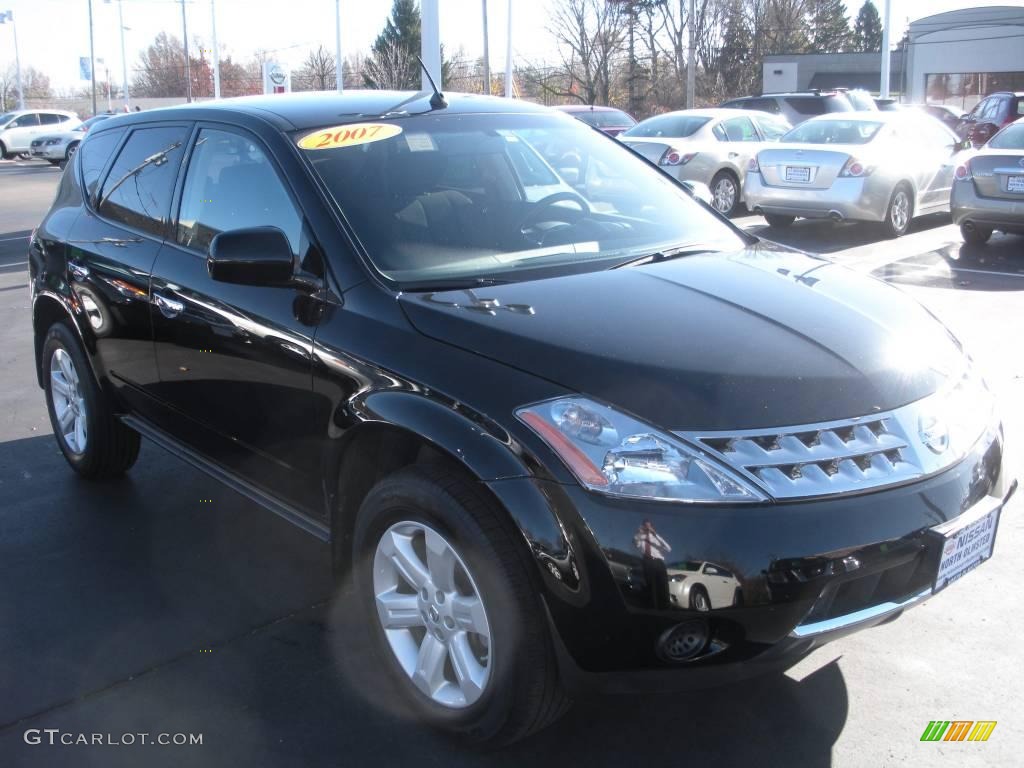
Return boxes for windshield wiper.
[610,244,724,269]
[399,276,511,292]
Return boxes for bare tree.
[1,63,53,109]
[294,45,336,91]
[548,0,628,105]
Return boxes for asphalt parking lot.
[1,159,1022,768]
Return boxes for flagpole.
[335,0,343,92]
[10,11,23,110]
[88,0,97,115]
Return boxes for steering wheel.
[518,191,592,245]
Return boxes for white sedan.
[29,114,115,166]
[619,108,791,216]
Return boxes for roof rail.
[759,89,822,96]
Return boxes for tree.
[294,45,336,91]
[363,0,452,90]
[1,63,53,109]
[852,0,882,52]
[547,0,627,105]
[717,1,755,97]
[809,0,851,53]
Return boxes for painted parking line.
[0,235,29,242]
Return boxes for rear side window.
[1015,97,1024,116]
[98,125,189,237]
[722,116,758,142]
[40,114,62,125]
[753,115,790,140]
[577,109,635,129]
[79,129,125,202]
[175,128,302,254]
[743,98,780,114]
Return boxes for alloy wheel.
[49,348,88,454]
[372,521,492,708]
[713,177,737,215]
[890,189,910,233]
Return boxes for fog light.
[657,619,709,662]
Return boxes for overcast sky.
[2,0,1021,92]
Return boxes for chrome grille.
[676,382,995,500]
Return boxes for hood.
[33,131,77,143]
[398,243,964,431]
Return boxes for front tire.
[352,465,569,745]
[961,223,992,245]
[0,141,9,160]
[690,586,711,612]
[881,183,913,238]
[709,170,741,217]
[42,322,140,479]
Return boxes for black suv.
[29,92,1013,745]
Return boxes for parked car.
[745,111,968,237]
[29,114,116,166]
[668,562,741,611]
[915,104,965,131]
[957,91,1024,147]
[952,120,1024,244]
[0,109,80,158]
[873,98,902,111]
[720,90,855,125]
[553,104,637,136]
[836,88,879,112]
[620,108,791,216]
[29,92,1012,745]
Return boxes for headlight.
[517,397,768,503]
[45,139,62,146]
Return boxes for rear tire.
[961,223,992,245]
[764,213,795,228]
[352,464,569,746]
[881,183,913,238]
[42,321,140,479]
[709,170,741,217]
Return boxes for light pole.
[421,0,441,91]
[335,0,343,92]
[88,0,98,115]
[880,0,892,99]
[211,0,221,98]
[118,0,130,110]
[504,0,512,97]
[180,0,192,102]
[481,0,490,95]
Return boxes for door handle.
[68,261,90,280]
[153,292,184,318]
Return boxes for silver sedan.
[619,108,791,217]
[951,121,1024,244]
[745,112,969,237]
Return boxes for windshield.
[989,123,1024,149]
[300,112,743,286]
[621,114,710,139]
[782,119,883,145]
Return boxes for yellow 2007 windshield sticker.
[297,123,402,150]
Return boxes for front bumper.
[29,144,66,160]
[744,173,889,222]
[951,179,1024,233]
[494,426,1011,692]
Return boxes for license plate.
[933,505,1000,592]
[785,166,811,183]
[1008,175,1024,193]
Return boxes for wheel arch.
[32,292,100,389]
[324,392,574,590]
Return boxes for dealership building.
[762,5,1024,112]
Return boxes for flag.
[0,10,13,23]
[80,57,93,81]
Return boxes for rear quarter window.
[79,129,126,203]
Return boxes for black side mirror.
[208,227,294,286]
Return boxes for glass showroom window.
[926,72,1024,112]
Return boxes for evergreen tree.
[718,1,754,97]
[852,0,883,52]
[809,0,852,53]
[363,0,452,90]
